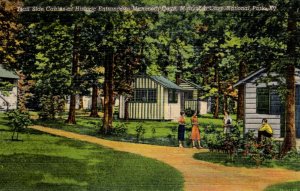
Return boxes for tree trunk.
[124,97,129,121]
[66,94,76,124]
[17,72,27,112]
[281,64,296,155]
[90,84,99,117]
[51,96,55,119]
[213,63,219,118]
[66,24,80,124]
[281,7,297,155]
[175,72,181,85]
[79,95,83,110]
[214,96,219,118]
[237,61,247,120]
[223,94,228,112]
[102,49,114,134]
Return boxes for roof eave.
[233,68,267,88]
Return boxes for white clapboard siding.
[0,86,18,110]
[165,91,181,120]
[119,76,170,120]
[244,81,281,137]
[184,100,198,111]
[179,82,194,90]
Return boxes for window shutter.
[270,90,282,115]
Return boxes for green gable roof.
[179,79,202,90]
[150,76,182,90]
[0,65,19,79]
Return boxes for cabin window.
[133,89,156,102]
[148,89,157,102]
[257,88,281,115]
[184,91,194,100]
[168,89,178,103]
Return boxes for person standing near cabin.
[257,118,273,143]
[190,112,203,149]
[223,111,233,134]
[178,111,186,148]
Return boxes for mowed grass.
[33,112,229,144]
[0,114,184,191]
[264,181,300,191]
[193,149,300,171]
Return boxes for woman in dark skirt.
[178,111,186,148]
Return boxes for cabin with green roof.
[178,79,207,115]
[0,65,19,111]
[119,75,183,120]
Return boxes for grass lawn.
[193,152,300,171]
[32,112,229,147]
[0,114,184,191]
[264,181,300,191]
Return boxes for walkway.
[30,125,300,191]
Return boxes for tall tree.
[281,0,299,154]
[100,11,151,133]
[66,23,80,124]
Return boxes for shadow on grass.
[0,154,88,191]
[0,129,12,132]
[33,119,94,130]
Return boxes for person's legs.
[192,140,196,148]
[179,140,183,147]
[258,130,272,143]
[258,131,263,143]
[262,131,272,138]
[178,125,185,147]
[197,140,202,148]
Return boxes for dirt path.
[30,125,300,191]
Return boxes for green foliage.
[184,108,195,117]
[0,81,14,96]
[202,127,287,168]
[135,122,146,142]
[5,110,31,141]
[111,122,128,137]
[151,126,156,138]
[38,95,65,120]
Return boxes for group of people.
[178,111,203,148]
[222,112,273,143]
[177,111,273,148]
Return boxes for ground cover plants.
[0,113,184,191]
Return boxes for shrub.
[135,123,146,142]
[184,108,195,117]
[151,127,156,138]
[204,126,281,167]
[111,123,128,137]
[39,95,65,120]
[5,110,31,141]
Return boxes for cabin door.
[295,85,300,138]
